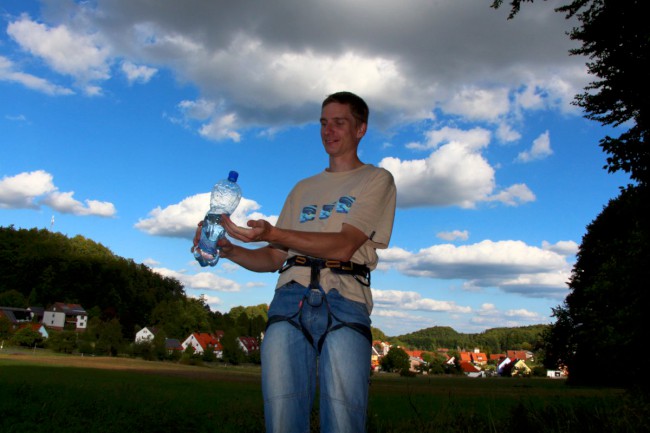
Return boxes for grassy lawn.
[1,350,646,432]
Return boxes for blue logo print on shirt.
[300,205,317,223]
[301,196,356,223]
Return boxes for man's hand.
[221,214,273,243]
[191,220,203,253]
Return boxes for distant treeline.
[0,225,546,352]
[390,324,548,355]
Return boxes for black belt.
[279,255,371,288]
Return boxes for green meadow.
[0,353,646,433]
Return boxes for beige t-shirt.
[274,164,396,313]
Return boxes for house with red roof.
[181,332,223,358]
[238,336,260,355]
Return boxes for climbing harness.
[266,255,373,353]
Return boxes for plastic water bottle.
[194,171,242,267]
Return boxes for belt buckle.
[325,260,341,269]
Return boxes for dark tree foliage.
[492,0,649,185]
[395,325,547,354]
[0,226,186,338]
[547,186,649,390]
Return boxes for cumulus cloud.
[542,240,579,256]
[7,14,111,93]
[470,303,549,328]
[4,0,587,135]
[0,170,56,209]
[517,130,553,162]
[121,61,157,84]
[41,191,117,217]
[0,55,73,95]
[372,289,472,313]
[379,239,571,299]
[381,126,536,209]
[437,230,469,242]
[0,170,115,217]
[135,195,277,238]
[152,267,241,292]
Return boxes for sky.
[0,0,630,336]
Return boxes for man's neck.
[327,156,364,173]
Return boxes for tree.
[0,290,27,308]
[10,327,43,347]
[492,0,650,394]
[380,346,410,373]
[46,330,77,354]
[547,186,649,390]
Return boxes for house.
[181,332,223,358]
[471,349,488,365]
[238,336,260,355]
[42,303,87,331]
[27,306,45,323]
[0,306,32,325]
[459,351,473,363]
[135,326,158,343]
[490,353,506,363]
[511,359,531,376]
[460,361,482,376]
[405,350,427,373]
[164,338,184,354]
[507,350,533,361]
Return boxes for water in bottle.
[194,171,242,267]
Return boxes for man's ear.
[356,122,367,139]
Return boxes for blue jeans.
[262,282,372,433]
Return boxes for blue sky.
[0,0,629,336]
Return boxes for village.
[1,302,566,379]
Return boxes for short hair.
[322,91,369,126]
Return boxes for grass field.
[1,349,646,432]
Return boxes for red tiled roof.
[460,361,480,373]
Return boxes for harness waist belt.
[280,255,371,289]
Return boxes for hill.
[392,324,549,354]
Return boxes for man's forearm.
[266,224,367,262]
[227,244,286,273]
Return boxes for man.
[215,91,396,432]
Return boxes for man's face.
[320,102,367,158]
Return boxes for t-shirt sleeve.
[346,168,396,249]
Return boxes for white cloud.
[153,267,241,292]
[372,289,472,313]
[486,183,536,207]
[517,130,553,162]
[379,239,571,299]
[542,240,579,256]
[0,170,116,217]
[135,195,277,238]
[41,191,117,217]
[382,126,535,209]
[442,86,510,122]
[7,15,111,87]
[0,170,56,209]
[121,61,157,84]
[437,230,469,242]
[0,55,74,95]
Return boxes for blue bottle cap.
[228,171,239,182]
